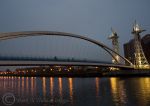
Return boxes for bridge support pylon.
[132,21,150,69]
[108,28,120,64]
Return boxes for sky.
[0,0,150,64]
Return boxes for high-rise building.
[124,34,150,65]
[124,39,135,65]
[141,34,150,63]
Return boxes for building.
[124,34,150,65]
[141,34,150,63]
[124,39,135,65]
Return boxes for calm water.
[0,77,150,106]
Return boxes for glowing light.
[42,77,46,97]
[68,78,73,103]
[50,77,54,97]
[109,67,120,71]
[110,78,117,92]
[95,77,99,96]
[21,77,25,95]
[58,78,63,96]
[26,77,29,95]
[95,67,99,69]
[59,68,62,72]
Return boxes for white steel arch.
[0,31,133,66]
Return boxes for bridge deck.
[0,60,133,69]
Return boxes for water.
[0,77,150,106]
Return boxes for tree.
[54,56,58,61]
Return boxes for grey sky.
[0,0,150,62]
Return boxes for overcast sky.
[0,0,150,63]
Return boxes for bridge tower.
[108,28,120,64]
[132,21,149,69]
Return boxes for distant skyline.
[0,0,150,62]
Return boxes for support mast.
[108,28,120,64]
[132,21,149,68]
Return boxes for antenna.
[111,27,116,35]
[132,20,146,34]
[108,27,118,40]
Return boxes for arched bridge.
[0,31,133,68]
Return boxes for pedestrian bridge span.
[0,31,133,66]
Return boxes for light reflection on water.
[58,78,63,97]
[0,77,150,106]
[50,77,54,98]
[110,78,127,106]
[42,77,46,97]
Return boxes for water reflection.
[18,77,21,96]
[135,78,150,106]
[11,77,14,89]
[50,77,54,97]
[3,77,6,90]
[31,77,36,96]
[110,78,127,106]
[95,77,99,96]
[0,77,150,106]
[68,78,73,103]
[42,77,46,97]
[26,77,29,96]
[58,77,63,97]
[95,77,100,106]
[21,77,24,96]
